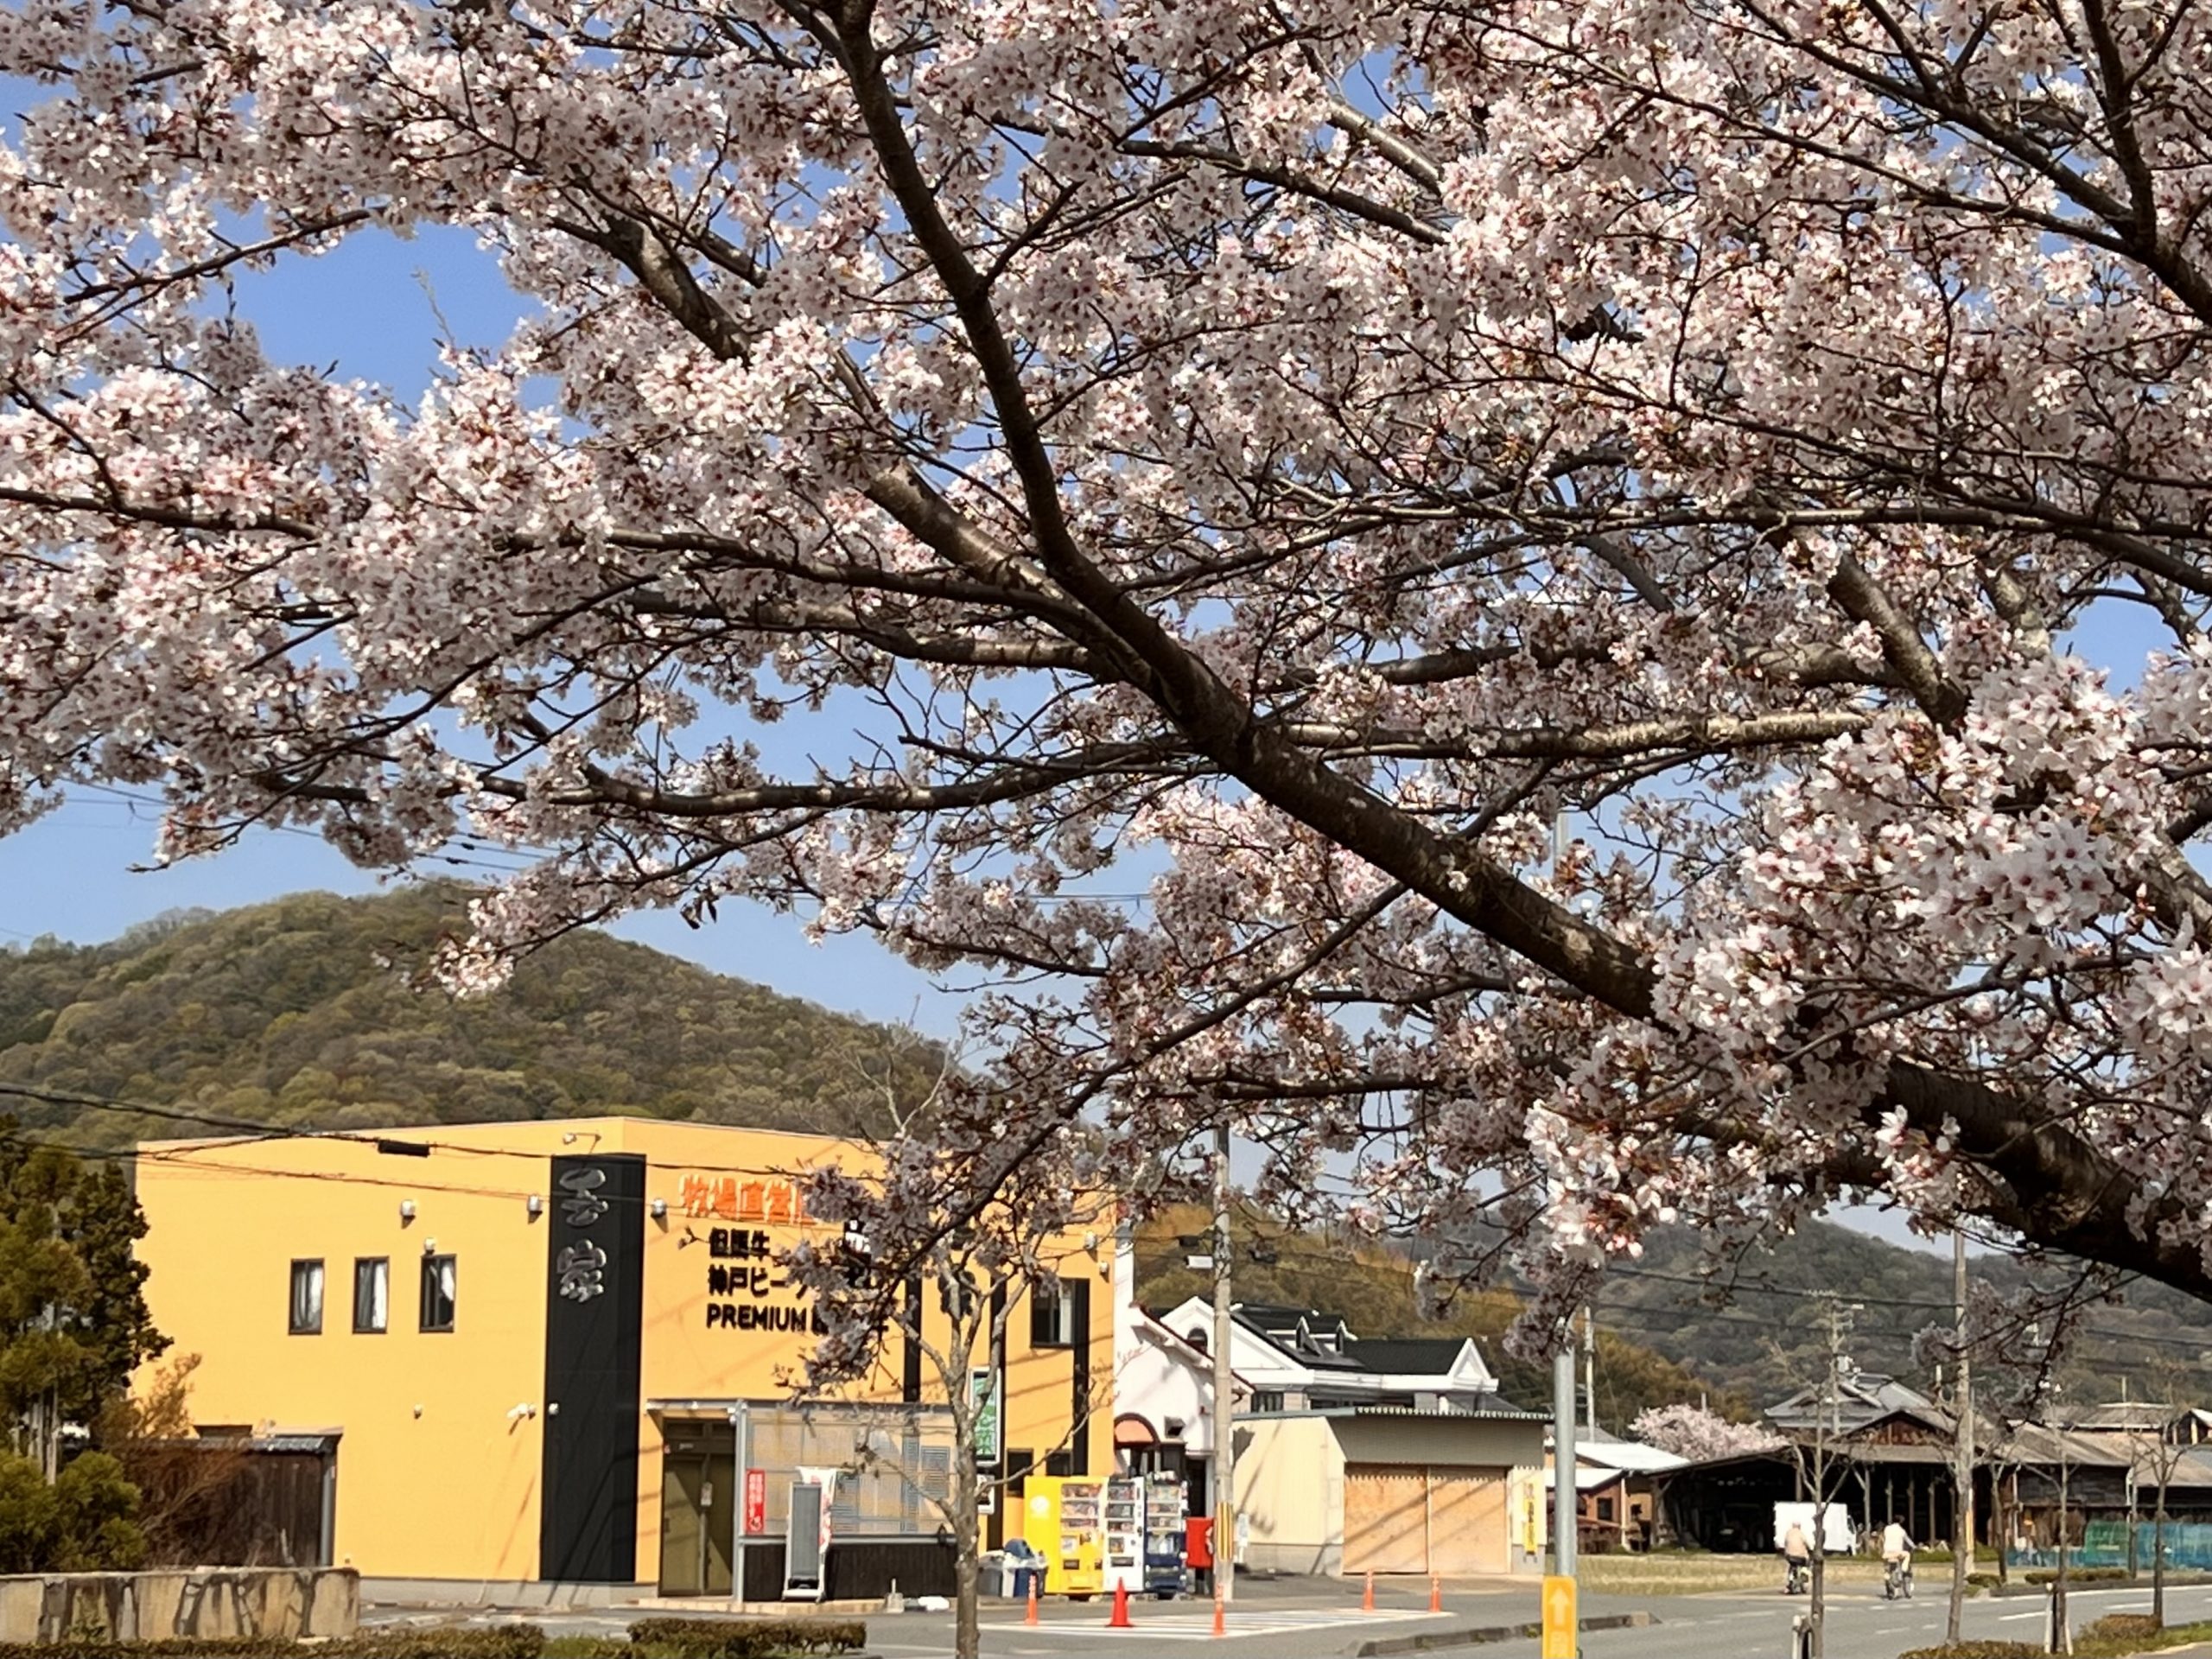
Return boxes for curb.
[1355,1610,1656,1656]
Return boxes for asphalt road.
[366,1570,2212,1659]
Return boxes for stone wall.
[0,1567,358,1644]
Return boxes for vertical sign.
[1541,1575,1577,1659]
[743,1468,766,1537]
[971,1367,1001,1465]
[540,1153,645,1583]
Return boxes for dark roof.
[1236,1303,1367,1370]
[1344,1337,1471,1375]
[1766,1374,1954,1438]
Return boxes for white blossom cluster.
[7,0,2212,1332]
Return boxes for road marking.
[996,1609,1443,1642]
[1998,1611,2045,1622]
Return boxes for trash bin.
[1004,1538,1044,1600]
[980,1550,1012,1598]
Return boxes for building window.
[419,1254,457,1332]
[1030,1284,1075,1348]
[288,1260,324,1334]
[1597,1497,1618,1522]
[353,1257,389,1333]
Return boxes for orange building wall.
[136,1117,1116,1585]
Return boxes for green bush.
[627,1616,868,1658]
[0,1452,148,1577]
[1897,1643,2044,1659]
[329,1628,547,1659]
[2075,1618,2212,1658]
[2024,1567,2129,1585]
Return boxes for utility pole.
[1949,1227,1974,1643]
[1211,1124,1236,1606]
[1583,1306,1598,1436]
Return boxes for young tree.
[20,0,2212,1309]
[0,1135,169,1476]
[786,1106,1110,1659]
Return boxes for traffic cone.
[1108,1580,1134,1629]
[1212,1593,1226,1637]
[1431,1575,1443,1613]
[1025,1577,1039,1627]
[1363,1570,1376,1612]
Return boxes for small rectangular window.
[1029,1285,1074,1349]
[353,1257,389,1333]
[420,1254,456,1332]
[289,1260,324,1335]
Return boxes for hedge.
[2024,1567,2129,1585]
[1898,1643,2044,1659]
[0,1616,867,1659]
[0,1624,549,1658]
[626,1618,867,1659]
[2080,1615,2163,1643]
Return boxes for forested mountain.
[0,884,935,1147]
[1609,1218,2212,1411]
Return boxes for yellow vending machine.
[1022,1475,1106,1599]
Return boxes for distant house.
[1544,1427,1687,1552]
[1116,1265,1544,1575]
[1151,1298,1504,1412]
[1655,1373,2159,1559]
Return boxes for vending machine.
[1021,1476,1106,1599]
[1103,1477,1145,1596]
[1142,1471,1190,1597]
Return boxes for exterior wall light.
[650,1198,668,1221]
[399,1200,416,1223]
[526,1195,543,1219]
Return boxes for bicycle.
[1783,1559,1809,1595]
[1884,1557,1915,1600]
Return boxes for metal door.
[1343,1465,1429,1574]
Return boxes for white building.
[1113,1234,1545,1576]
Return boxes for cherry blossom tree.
[1628,1403,1783,1464]
[10,0,2212,1327]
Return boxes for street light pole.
[1212,1124,1236,1606]
[1554,1327,1578,1580]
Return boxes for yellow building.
[131,1118,1115,1599]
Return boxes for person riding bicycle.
[1881,1520,1915,1597]
[1781,1520,1811,1592]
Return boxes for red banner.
[743,1468,766,1536]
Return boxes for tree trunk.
[2154,1481,2168,1628]
[954,1491,982,1659]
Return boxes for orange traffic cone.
[1025,1576,1040,1627]
[1108,1580,1134,1629]
[1212,1593,1226,1637]
[1431,1575,1443,1613]
[1363,1570,1376,1612]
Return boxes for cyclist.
[1881,1519,1916,1599]
[1781,1519,1811,1594]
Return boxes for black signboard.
[539,1153,645,1583]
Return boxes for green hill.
[0,884,936,1146]
[9,887,2208,1419]
[1606,1217,2212,1410]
